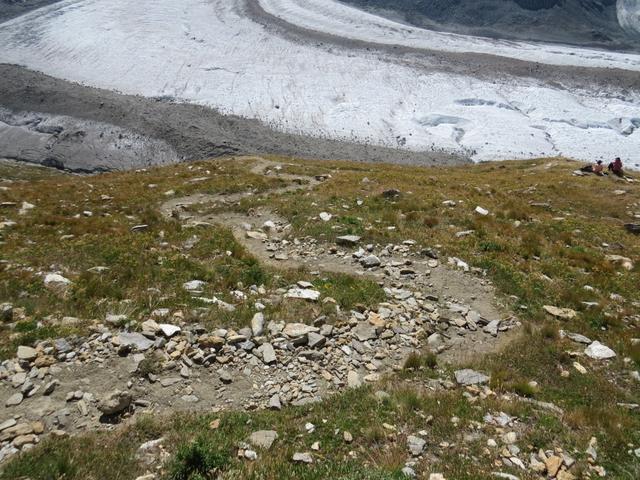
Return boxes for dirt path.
[161,156,520,364]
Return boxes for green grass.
[1,156,639,479]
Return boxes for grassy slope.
[0,157,638,479]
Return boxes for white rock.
[319,212,332,222]
[282,323,319,338]
[249,430,278,450]
[347,370,362,388]
[251,312,265,337]
[543,305,577,320]
[158,324,181,337]
[44,273,72,293]
[455,369,490,386]
[16,346,37,361]
[285,288,321,301]
[475,206,489,216]
[183,280,206,291]
[584,341,616,360]
[292,452,313,464]
[407,435,426,456]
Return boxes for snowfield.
[0,0,638,166]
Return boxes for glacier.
[0,0,638,166]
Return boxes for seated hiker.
[580,160,604,175]
[608,157,624,177]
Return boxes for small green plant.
[167,437,230,480]
[402,351,437,371]
[137,353,163,378]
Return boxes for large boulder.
[98,390,132,415]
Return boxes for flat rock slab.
[249,430,278,450]
[117,333,154,351]
[584,341,616,360]
[543,305,577,320]
[455,369,490,386]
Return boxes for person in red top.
[608,157,624,177]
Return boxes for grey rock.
[160,377,182,387]
[5,393,23,407]
[98,390,132,415]
[352,323,377,342]
[292,452,313,464]
[336,235,361,246]
[158,324,181,337]
[455,369,490,386]
[261,343,277,364]
[118,333,154,351]
[282,323,319,338]
[218,369,233,384]
[251,313,265,337]
[269,394,282,410]
[361,255,381,268]
[401,466,416,478]
[16,346,37,361]
[249,430,278,450]
[347,370,362,388]
[54,338,72,353]
[483,320,500,337]
[565,331,592,345]
[307,332,327,348]
[407,435,426,456]
[584,341,616,359]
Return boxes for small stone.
[573,362,587,374]
[454,369,490,386]
[352,323,377,342]
[292,452,313,464]
[319,212,332,222]
[584,341,616,360]
[361,255,381,268]
[285,288,321,301]
[243,449,258,461]
[483,320,500,337]
[502,432,517,445]
[336,235,361,246]
[407,435,426,456]
[158,324,181,337]
[343,431,353,443]
[218,369,233,384]
[402,467,416,478]
[282,323,319,338]
[268,394,282,410]
[183,280,206,292]
[260,343,277,365]
[475,206,489,216]
[0,303,13,323]
[98,390,132,416]
[307,332,327,348]
[117,333,155,351]
[251,313,265,337]
[545,455,563,477]
[17,346,37,362]
[543,305,577,320]
[44,273,72,294]
[347,371,362,388]
[249,430,278,450]
[6,393,23,407]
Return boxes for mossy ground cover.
[0,156,638,479]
